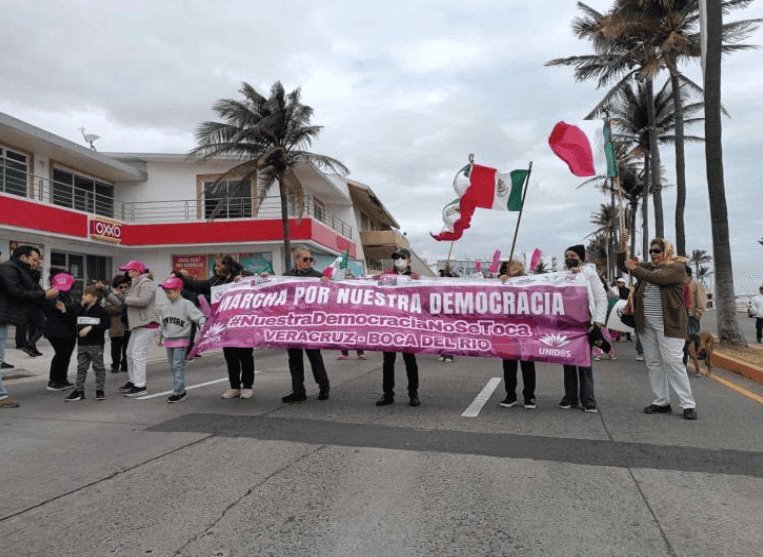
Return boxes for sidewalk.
[2,328,220,383]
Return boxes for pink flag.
[198,295,212,319]
[530,249,543,270]
[488,250,501,273]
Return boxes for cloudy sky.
[2,0,761,293]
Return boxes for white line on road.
[461,377,502,418]
[136,371,261,400]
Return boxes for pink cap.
[51,272,75,292]
[160,277,184,290]
[118,260,146,273]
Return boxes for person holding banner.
[620,238,698,420]
[558,245,607,413]
[175,255,255,400]
[499,259,537,409]
[281,248,331,403]
[376,248,421,407]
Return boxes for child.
[65,286,110,401]
[157,277,206,403]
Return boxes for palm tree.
[610,0,760,256]
[586,232,609,275]
[588,203,620,278]
[689,248,712,278]
[191,81,348,271]
[697,265,713,287]
[705,0,746,345]
[608,78,703,255]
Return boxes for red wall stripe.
[0,194,356,255]
[0,195,88,238]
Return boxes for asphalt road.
[1,339,761,556]
[702,308,760,343]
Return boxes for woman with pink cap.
[101,260,160,397]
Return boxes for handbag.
[617,290,636,328]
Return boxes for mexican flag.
[548,120,618,178]
[323,250,349,279]
[432,165,528,242]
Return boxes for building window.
[360,212,370,232]
[51,251,112,299]
[52,167,114,217]
[203,179,252,219]
[313,197,326,223]
[0,145,29,198]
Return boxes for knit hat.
[565,244,586,261]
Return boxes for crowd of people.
[0,238,716,420]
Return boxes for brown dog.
[685,332,715,376]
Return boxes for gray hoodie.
[159,297,206,340]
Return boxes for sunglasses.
[649,249,663,255]
[301,257,314,262]
[391,254,405,260]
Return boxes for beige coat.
[106,275,160,330]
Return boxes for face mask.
[565,258,580,269]
[394,259,408,270]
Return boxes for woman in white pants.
[102,260,160,397]
[619,239,697,420]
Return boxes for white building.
[0,112,432,300]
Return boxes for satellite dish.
[79,127,100,151]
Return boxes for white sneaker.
[221,388,241,399]
[240,388,254,399]
[635,355,644,361]
[594,356,602,361]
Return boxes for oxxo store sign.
[89,217,123,243]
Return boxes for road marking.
[461,377,502,418]
[136,371,261,400]
[708,373,763,404]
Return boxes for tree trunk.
[629,200,638,257]
[704,0,746,345]
[645,77,665,238]
[278,174,291,272]
[609,186,616,279]
[642,153,651,258]
[669,59,688,256]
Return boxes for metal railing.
[1,173,353,239]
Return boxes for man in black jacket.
[0,245,58,408]
[281,247,331,403]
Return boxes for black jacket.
[179,261,249,300]
[0,259,45,327]
[283,267,324,278]
[43,292,78,339]
[75,303,110,346]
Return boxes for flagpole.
[507,161,533,265]
[445,241,455,273]
[606,112,631,286]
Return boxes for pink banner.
[193,273,592,366]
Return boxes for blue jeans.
[0,325,8,398]
[166,347,187,395]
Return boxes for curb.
[711,350,763,386]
